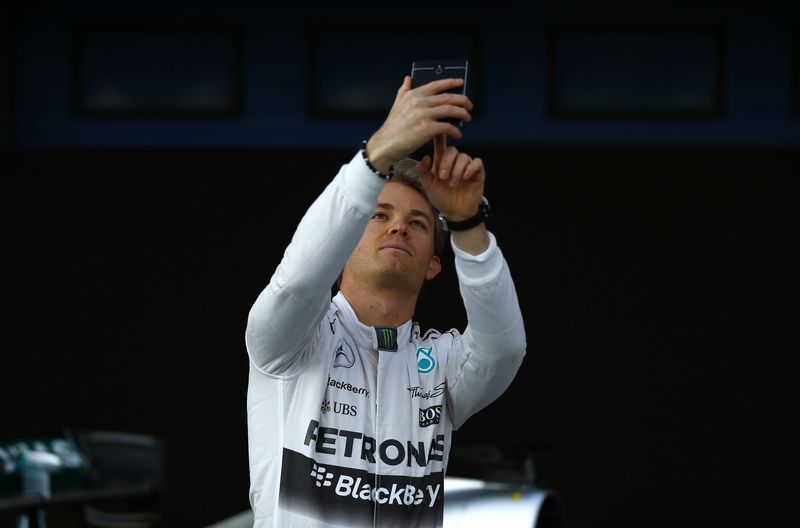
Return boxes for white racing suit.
[245,151,526,527]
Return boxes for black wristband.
[361,140,393,180]
[437,196,491,232]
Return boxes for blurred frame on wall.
[72,24,243,118]
[547,22,726,119]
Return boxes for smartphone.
[411,59,469,127]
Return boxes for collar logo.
[333,340,355,368]
[416,347,436,374]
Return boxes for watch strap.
[438,196,490,232]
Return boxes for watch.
[438,196,491,232]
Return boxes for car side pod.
[443,476,566,528]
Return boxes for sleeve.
[244,151,386,375]
[445,232,527,429]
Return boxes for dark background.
[2,1,799,527]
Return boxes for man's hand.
[365,76,473,175]
[416,135,485,222]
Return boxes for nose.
[388,219,408,237]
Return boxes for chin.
[375,269,418,290]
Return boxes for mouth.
[381,243,411,256]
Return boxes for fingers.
[430,122,463,142]
[407,77,471,152]
[380,76,471,166]
[435,147,477,187]
[451,152,472,185]
[437,146,460,180]
[433,135,446,175]
[416,77,466,95]
[417,154,446,194]
[375,74,464,165]
[421,92,473,111]
[428,104,472,124]
[411,77,473,125]
[464,157,484,182]
[434,134,447,153]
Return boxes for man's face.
[342,181,441,293]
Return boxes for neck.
[339,283,418,327]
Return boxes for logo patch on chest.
[416,347,436,374]
[333,340,355,368]
[419,405,442,427]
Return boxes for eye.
[410,220,427,229]
[372,212,388,220]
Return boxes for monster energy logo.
[381,329,394,348]
[375,327,398,352]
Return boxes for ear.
[425,255,442,280]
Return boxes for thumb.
[417,155,434,187]
[398,75,412,94]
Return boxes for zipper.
[373,350,380,528]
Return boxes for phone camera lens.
[435,65,443,74]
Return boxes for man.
[245,75,526,527]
